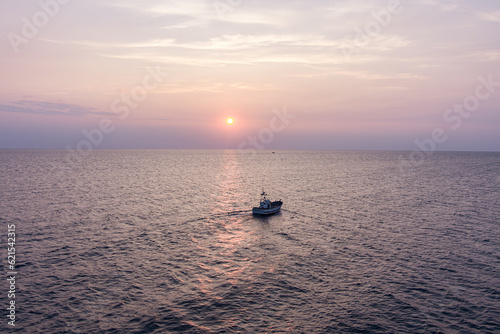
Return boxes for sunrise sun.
[226,117,234,125]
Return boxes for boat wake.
[184,210,251,224]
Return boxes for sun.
[226,117,234,125]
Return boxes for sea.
[1,150,499,333]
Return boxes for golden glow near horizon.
[226,118,234,125]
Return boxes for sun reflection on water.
[195,150,263,293]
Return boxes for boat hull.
[252,201,282,215]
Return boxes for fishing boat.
[252,191,282,215]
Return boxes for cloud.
[411,0,459,12]
[103,0,209,18]
[477,11,500,22]
[41,33,345,67]
[0,100,115,117]
[323,1,381,16]
[44,33,339,52]
[442,4,458,12]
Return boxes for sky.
[0,0,499,150]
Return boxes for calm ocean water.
[1,150,499,333]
